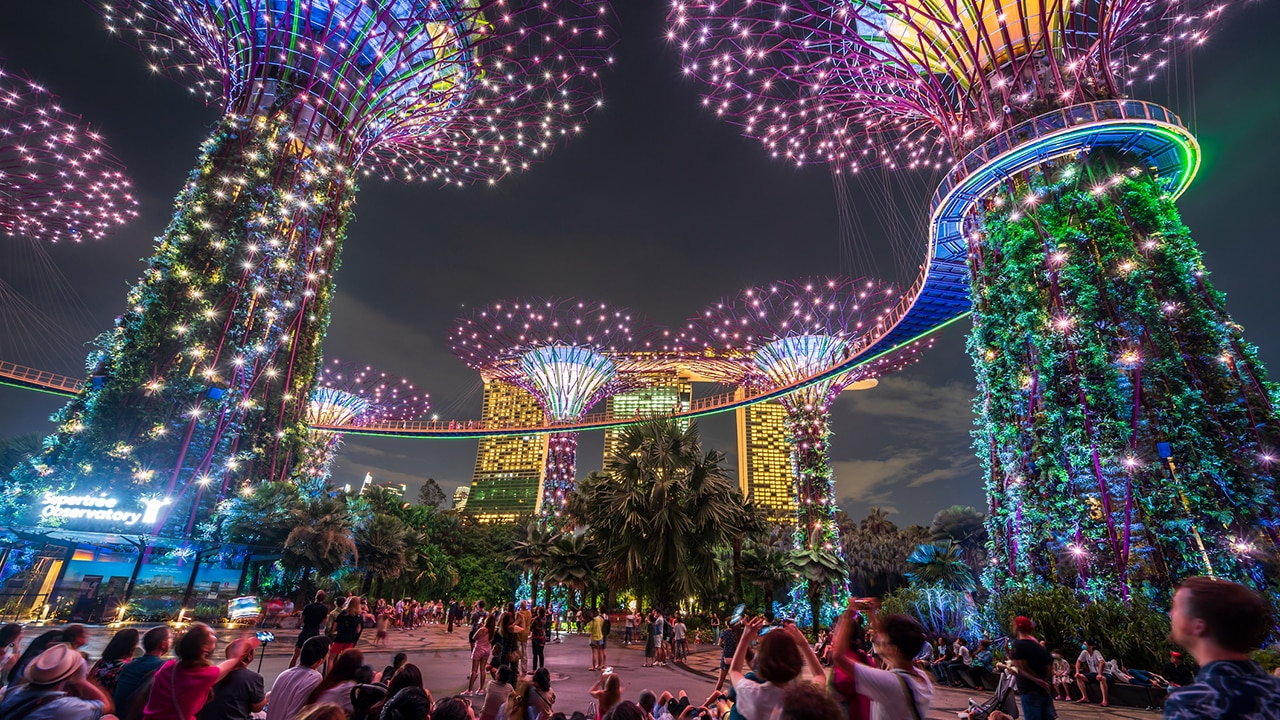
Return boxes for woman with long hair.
[330,596,365,660]
[140,623,257,720]
[496,606,525,676]
[307,648,364,716]
[89,627,140,693]
[466,611,497,696]
[478,665,515,720]
[524,667,556,720]
[529,607,547,674]
[378,663,432,720]
[727,618,825,720]
[589,672,622,719]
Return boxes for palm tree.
[572,418,739,610]
[726,500,768,602]
[546,530,598,608]
[905,541,976,592]
[355,513,409,596]
[788,546,847,632]
[741,539,792,616]
[284,494,357,592]
[508,520,557,605]
[931,505,989,572]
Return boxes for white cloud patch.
[830,373,982,524]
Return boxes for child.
[1052,650,1072,700]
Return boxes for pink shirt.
[141,660,221,720]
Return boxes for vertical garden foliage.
[7,108,356,535]
[970,157,1280,601]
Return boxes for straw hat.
[24,643,82,686]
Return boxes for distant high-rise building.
[466,379,548,523]
[452,485,470,512]
[602,374,693,468]
[735,390,795,524]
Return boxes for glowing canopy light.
[310,359,431,427]
[449,298,638,419]
[299,359,429,479]
[669,0,1229,160]
[519,345,617,422]
[683,277,926,410]
[755,335,851,389]
[450,298,642,519]
[0,65,138,242]
[306,387,370,428]
[109,0,617,182]
[883,0,1068,78]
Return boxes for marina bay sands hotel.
[460,369,866,525]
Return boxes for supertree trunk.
[969,155,1280,600]
[542,431,579,523]
[11,106,354,537]
[783,404,850,628]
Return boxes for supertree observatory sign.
[38,493,170,528]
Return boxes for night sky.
[3,1,1279,526]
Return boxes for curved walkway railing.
[0,101,1199,439]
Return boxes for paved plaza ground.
[59,622,1161,719]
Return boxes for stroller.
[956,669,1021,720]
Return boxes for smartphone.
[602,667,613,674]
[729,603,745,626]
[256,631,274,643]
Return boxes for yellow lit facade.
[735,389,796,525]
[466,378,548,523]
[602,374,693,467]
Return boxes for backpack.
[602,616,612,637]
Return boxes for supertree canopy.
[682,277,933,626]
[1,65,137,241]
[10,0,614,538]
[298,359,430,481]
[671,1,1280,599]
[450,299,638,520]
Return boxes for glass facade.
[602,374,693,466]
[466,379,548,523]
[736,390,796,524]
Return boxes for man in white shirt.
[624,612,635,645]
[266,636,330,720]
[945,637,974,688]
[1074,640,1110,706]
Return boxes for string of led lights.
[6,0,616,538]
[0,64,137,242]
[670,0,1278,599]
[450,298,643,520]
[682,278,934,625]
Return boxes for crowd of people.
[0,576,1278,720]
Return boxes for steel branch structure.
[671,1,1279,598]
[450,298,640,520]
[0,65,137,242]
[10,1,615,538]
[683,278,933,623]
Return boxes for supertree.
[670,1,1280,599]
[12,1,614,537]
[1,65,136,242]
[682,277,933,627]
[298,359,430,482]
[449,299,639,523]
